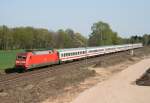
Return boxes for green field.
[0,50,24,70]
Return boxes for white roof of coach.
[57,44,138,53]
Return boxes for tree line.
[88,21,150,46]
[0,26,87,50]
[0,21,149,50]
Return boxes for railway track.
[0,51,130,86]
[0,59,98,85]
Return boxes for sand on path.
[71,58,150,103]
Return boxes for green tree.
[142,34,150,45]
[73,33,87,47]
[0,25,13,50]
[88,21,120,46]
[56,29,71,48]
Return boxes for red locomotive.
[15,49,59,70]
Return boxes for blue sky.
[0,0,150,37]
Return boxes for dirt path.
[71,58,150,103]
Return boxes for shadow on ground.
[136,68,150,86]
[4,65,54,74]
[5,68,20,74]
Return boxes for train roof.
[57,44,134,52]
[57,47,85,52]
[25,48,53,52]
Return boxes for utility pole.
[85,32,90,69]
[130,40,134,56]
[85,39,88,68]
[101,30,103,45]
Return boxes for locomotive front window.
[17,56,26,60]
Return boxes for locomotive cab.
[15,52,30,70]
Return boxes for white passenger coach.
[58,43,143,62]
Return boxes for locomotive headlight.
[16,61,19,63]
[21,61,25,64]
[16,61,25,64]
